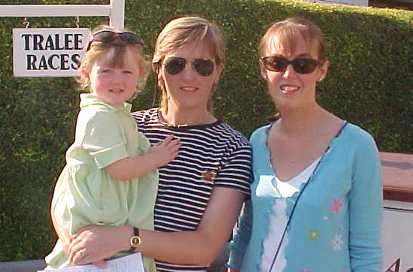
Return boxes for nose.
[112,70,124,85]
[180,62,198,80]
[282,64,297,79]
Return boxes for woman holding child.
[52,16,252,272]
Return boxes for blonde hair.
[79,25,150,92]
[259,17,326,62]
[152,16,225,113]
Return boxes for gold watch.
[129,227,141,251]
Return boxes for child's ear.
[80,66,89,80]
[80,66,90,87]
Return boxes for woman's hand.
[68,225,132,265]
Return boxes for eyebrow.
[294,53,313,58]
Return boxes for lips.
[180,86,198,93]
[109,89,124,94]
[279,84,300,94]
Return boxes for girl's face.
[85,47,140,107]
[260,34,329,111]
[158,41,223,112]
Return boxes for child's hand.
[148,135,180,167]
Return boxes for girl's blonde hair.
[259,17,326,62]
[152,16,225,113]
[79,25,150,92]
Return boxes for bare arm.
[68,187,245,266]
[50,208,71,256]
[137,187,245,265]
[106,135,179,180]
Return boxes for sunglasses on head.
[162,57,215,77]
[260,55,321,74]
[86,30,144,51]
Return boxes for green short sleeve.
[80,110,128,168]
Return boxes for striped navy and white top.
[132,108,252,272]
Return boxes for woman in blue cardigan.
[227,17,383,272]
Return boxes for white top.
[261,157,321,272]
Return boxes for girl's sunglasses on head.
[86,30,144,51]
[163,57,215,77]
[261,55,321,74]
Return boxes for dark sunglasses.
[86,30,144,51]
[163,57,215,77]
[260,55,321,74]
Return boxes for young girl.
[45,26,180,272]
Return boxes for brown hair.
[259,17,326,62]
[79,25,150,92]
[152,16,225,113]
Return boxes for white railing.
[0,0,125,28]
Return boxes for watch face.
[131,236,141,246]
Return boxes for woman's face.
[260,34,328,111]
[158,41,223,112]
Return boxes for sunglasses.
[260,55,321,74]
[162,57,215,77]
[86,30,144,51]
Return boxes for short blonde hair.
[152,16,225,113]
[259,17,326,62]
[79,25,150,91]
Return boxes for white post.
[110,0,125,29]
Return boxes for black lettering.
[33,34,44,50]
[64,34,74,50]
[38,55,48,70]
[48,54,60,70]
[406,267,413,272]
[386,258,400,272]
[55,34,64,50]
[60,54,70,70]
[71,54,81,69]
[26,55,37,70]
[44,35,55,50]
[21,34,32,50]
[74,34,83,50]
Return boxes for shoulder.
[78,106,117,127]
[250,124,271,145]
[131,108,159,129]
[131,108,157,122]
[213,122,251,152]
[335,123,380,169]
[341,123,378,152]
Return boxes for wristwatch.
[129,227,141,251]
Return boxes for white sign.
[312,0,368,6]
[13,28,91,77]
[38,253,145,272]
[383,200,413,272]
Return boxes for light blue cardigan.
[228,123,383,272]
